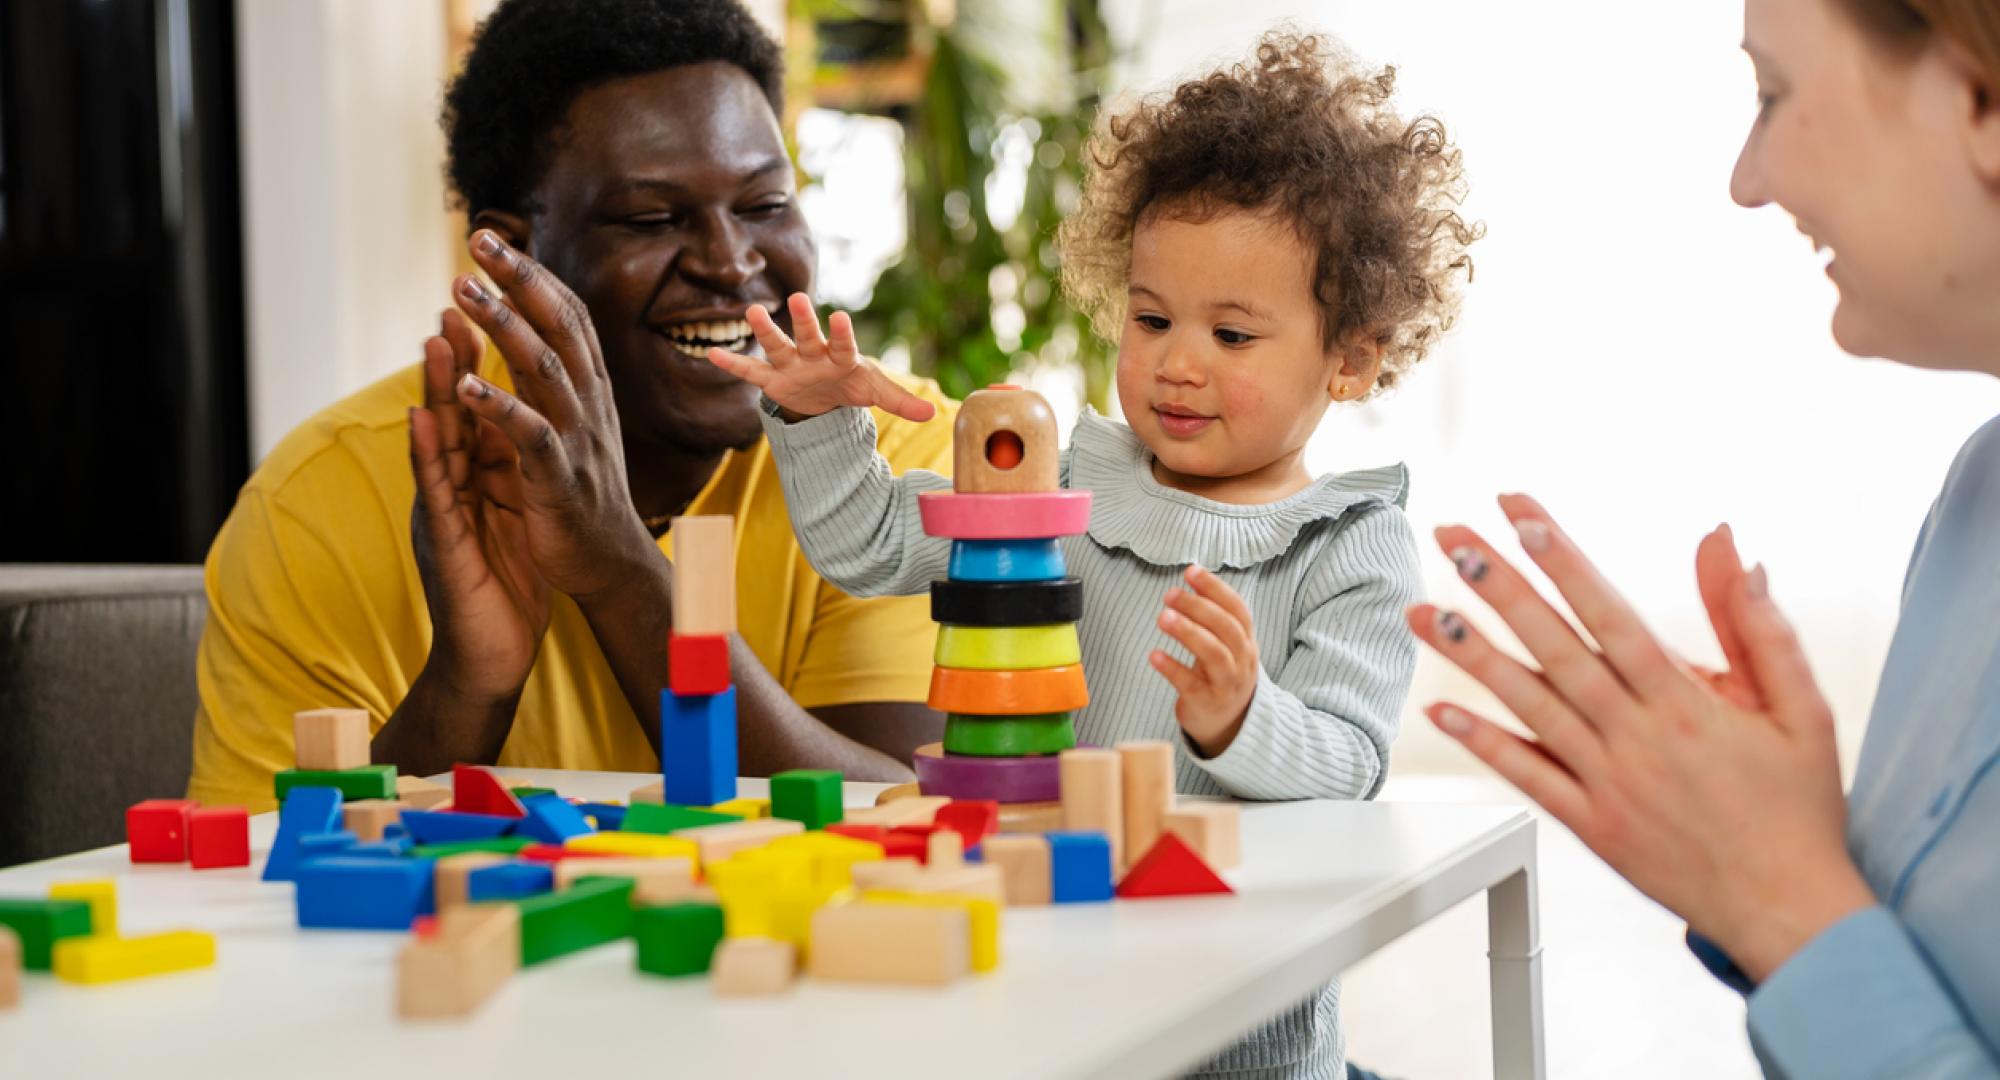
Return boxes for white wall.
[235,0,453,462]
[1099,0,2000,775]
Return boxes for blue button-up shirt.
[1711,415,2000,1077]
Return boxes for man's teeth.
[664,319,753,358]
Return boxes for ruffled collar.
[1068,408,1409,569]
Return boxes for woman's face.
[1732,0,2000,371]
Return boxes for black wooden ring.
[930,578,1084,626]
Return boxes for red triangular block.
[1116,832,1233,898]
[452,764,526,818]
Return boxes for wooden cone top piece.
[670,515,736,636]
[918,490,1092,541]
[1116,832,1233,899]
[1059,749,1124,871]
[927,664,1088,715]
[294,708,371,772]
[1118,743,1175,873]
[954,385,1060,493]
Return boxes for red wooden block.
[825,824,888,845]
[127,799,199,863]
[1115,833,1233,899]
[668,633,731,696]
[881,831,928,863]
[452,764,526,819]
[933,800,999,848]
[516,844,618,863]
[188,806,251,869]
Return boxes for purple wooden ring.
[918,491,1093,540]
[913,742,1063,803]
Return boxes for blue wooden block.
[661,686,737,807]
[1046,831,1114,903]
[299,831,359,859]
[295,856,437,930]
[263,787,344,883]
[381,823,409,842]
[948,539,1066,582]
[399,809,516,844]
[577,803,627,831]
[518,793,593,845]
[346,835,412,858]
[467,861,555,903]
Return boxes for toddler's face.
[1117,208,1350,499]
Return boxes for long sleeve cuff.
[1182,668,1383,801]
[1748,905,1996,1079]
[1686,927,1755,996]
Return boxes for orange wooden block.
[396,776,452,811]
[808,902,968,987]
[927,664,1089,714]
[670,515,736,636]
[397,902,519,1020]
[1060,748,1124,871]
[294,708,370,771]
[1163,802,1242,870]
[711,937,797,996]
[1118,742,1174,872]
[953,386,1060,494]
[979,835,1051,906]
[342,800,406,844]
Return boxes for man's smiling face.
[519,61,813,455]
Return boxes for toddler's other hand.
[703,293,936,423]
[1150,564,1259,757]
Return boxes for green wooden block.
[515,877,634,967]
[409,836,535,859]
[770,769,843,830]
[509,786,556,799]
[622,802,744,835]
[942,712,1077,756]
[634,902,725,977]
[0,898,93,970]
[274,764,396,802]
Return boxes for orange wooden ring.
[926,663,1090,714]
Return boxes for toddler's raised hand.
[1150,565,1260,757]
[705,293,936,423]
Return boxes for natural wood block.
[1163,802,1241,870]
[0,925,19,1009]
[875,782,922,805]
[673,819,806,865]
[293,708,371,771]
[979,835,1051,906]
[396,776,451,810]
[342,800,407,843]
[711,936,797,996]
[1060,748,1123,871]
[995,800,1065,834]
[670,515,736,635]
[900,863,1006,905]
[629,781,664,805]
[843,795,950,828]
[808,902,968,986]
[953,386,1059,494]
[926,829,964,869]
[1118,742,1175,873]
[434,853,508,909]
[398,903,519,1020]
[847,857,924,892]
[861,890,1001,973]
[553,856,696,892]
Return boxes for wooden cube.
[979,835,1051,906]
[1163,803,1241,870]
[342,800,407,843]
[995,800,1065,834]
[398,903,519,1019]
[294,708,371,771]
[808,902,968,986]
[1059,749,1123,871]
[711,936,796,996]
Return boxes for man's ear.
[1944,40,2000,183]
[1329,333,1384,401]
[470,210,532,254]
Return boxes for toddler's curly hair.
[1059,29,1480,396]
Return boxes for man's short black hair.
[442,0,785,216]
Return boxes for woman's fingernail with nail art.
[1450,546,1488,583]
[1436,610,1469,643]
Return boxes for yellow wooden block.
[767,832,884,888]
[48,880,116,938]
[564,832,698,861]
[726,847,816,890]
[553,856,696,891]
[863,890,1001,973]
[769,883,849,956]
[706,798,769,820]
[53,931,215,985]
[706,858,781,938]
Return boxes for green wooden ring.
[942,712,1078,757]
[933,623,1081,670]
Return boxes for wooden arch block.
[954,385,1061,494]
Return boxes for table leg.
[1487,853,1545,1080]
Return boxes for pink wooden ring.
[917,491,1093,540]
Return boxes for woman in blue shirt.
[1408,0,2000,1075]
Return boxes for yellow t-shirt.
[188,352,956,809]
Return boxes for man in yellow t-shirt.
[189,0,955,809]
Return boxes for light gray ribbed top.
[761,403,1425,1080]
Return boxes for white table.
[0,769,1544,1079]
